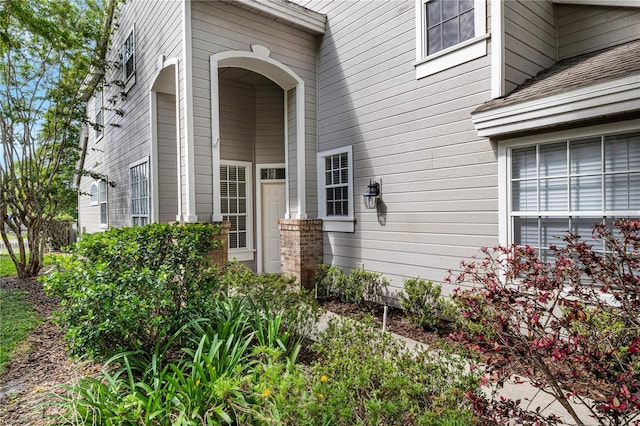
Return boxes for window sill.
[229,249,255,262]
[415,33,489,79]
[90,201,99,206]
[99,224,108,229]
[321,217,355,233]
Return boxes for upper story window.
[95,85,103,140]
[415,0,487,79]
[317,146,354,232]
[509,131,640,261]
[122,28,136,91]
[425,0,474,55]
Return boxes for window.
[99,181,108,228]
[317,146,354,232]
[130,160,149,226]
[415,0,487,79]
[89,182,99,206]
[425,0,474,55]
[95,85,103,139]
[509,131,640,260]
[221,162,253,257]
[122,29,135,90]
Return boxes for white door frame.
[256,163,286,273]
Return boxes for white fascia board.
[229,0,326,35]
[472,75,640,138]
[553,0,640,8]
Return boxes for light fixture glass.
[363,180,380,209]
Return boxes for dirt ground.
[0,278,444,425]
[0,277,100,426]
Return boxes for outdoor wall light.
[363,179,380,209]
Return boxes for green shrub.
[43,223,223,358]
[50,297,304,425]
[305,317,479,425]
[221,262,323,338]
[400,278,457,331]
[315,264,388,306]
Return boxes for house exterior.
[78,0,640,297]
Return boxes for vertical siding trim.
[150,91,159,223]
[182,0,197,222]
[295,84,307,219]
[210,56,223,222]
[491,0,505,98]
[284,92,291,218]
[498,142,508,246]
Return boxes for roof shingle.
[474,39,640,113]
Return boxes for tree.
[0,0,119,278]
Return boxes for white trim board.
[472,75,640,138]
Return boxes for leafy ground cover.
[33,223,481,425]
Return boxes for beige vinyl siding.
[157,93,178,223]
[503,0,556,95]
[219,79,255,163]
[557,4,640,59]
[305,1,495,294]
[79,0,183,230]
[190,0,318,220]
[255,84,285,164]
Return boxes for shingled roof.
[474,39,640,114]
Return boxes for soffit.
[222,0,326,35]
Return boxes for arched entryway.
[150,57,180,224]
[210,45,308,273]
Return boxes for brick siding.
[278,218,323,290]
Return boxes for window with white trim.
[415,0,487,79]
[122,29,135,90]
[221,162,252,254]
[89,182,99,206]
[510,131,640,260]
[317,146,354,232]
[130,160,149,226]
[95,85,103,140]
[99,180,108,228]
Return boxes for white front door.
[261,182,286,273]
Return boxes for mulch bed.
[0,280,451,425]
[319,298,453,347]
[0,277,101,426]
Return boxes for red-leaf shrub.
[450,219,640,426]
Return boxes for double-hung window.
[95,85,103,140]
[415,0,487,79]
[510,131,640,260]
[122,29,136,91]
[220,162,253,260]
[130,159,149,226]
[317,146,354,232]
[99,181,108,228]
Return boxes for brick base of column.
[208,221,230,269]
[278,218,323,290]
